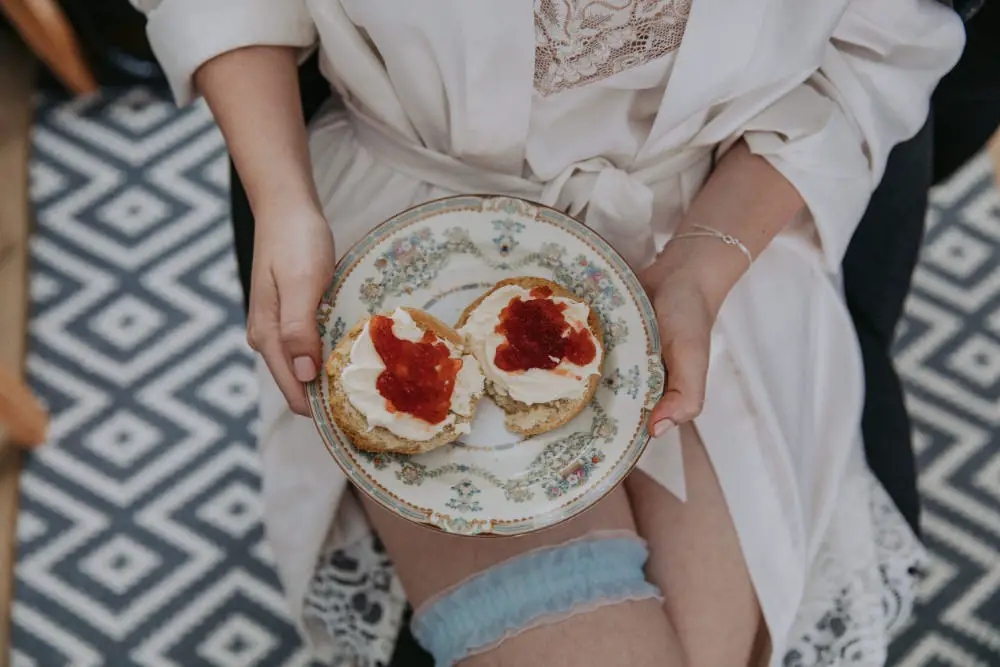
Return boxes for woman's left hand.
[633,142,802,438]
[639,239,744,438]
[640,262,714,437]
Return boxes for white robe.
[134,0,965,664]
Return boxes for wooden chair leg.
[0,364,47,449]
[0,0,98,95]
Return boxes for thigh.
[363,485,640,606]
[626,423,763,667]
[362,487,686,667]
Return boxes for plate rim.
[306,193,663,537]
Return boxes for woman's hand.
[193,45,330,416]
[638,142,805,437]
[247,208,336,416]
[639,253,721,438]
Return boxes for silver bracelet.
[665,223,753,270]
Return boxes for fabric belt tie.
[349,103,711,268]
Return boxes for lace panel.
[304,535,406,667]
[782,476,925,666]
[534,0,692,96]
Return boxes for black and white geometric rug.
[11,88,1000,666]
[886,150,1000,667]
[13,88,314,667]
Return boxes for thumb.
[650,336,710,436]
[278,277,324,384]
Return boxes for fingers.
[277,270,325,385]
[650,335,710,437]
[261,338,313,417]
[636,264,662,297]
[249,273,314,417]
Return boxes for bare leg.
[626,423,764,667]
[362,486,686,667]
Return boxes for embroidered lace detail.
[534,0,692,96]
[782,475,925,666]
[304,535,406,667]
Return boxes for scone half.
[457,277,604,436]
[326,308,484,455]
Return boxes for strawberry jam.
[369,316,462,424]
[494,286,597,372]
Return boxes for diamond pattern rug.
[11,87,1000,666]
[13,89,313,667]
[887,151,1000,667]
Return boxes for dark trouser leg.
[932,0,1000,185]
[230,159,254,315]
[843,120,934,537]
[842,1,1000,537]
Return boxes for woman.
[132,1,963,665]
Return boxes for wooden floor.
[0,27,35,667]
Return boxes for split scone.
[456,277,604,436]
[327,307,485,454]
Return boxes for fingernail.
[651,419,676,438]
[293,356,317,382]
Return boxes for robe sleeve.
[130,0,317,106]
[729,0,965,270]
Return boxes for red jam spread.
[494,286,597,372]
[370,315,462,424]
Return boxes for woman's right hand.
[247,207,336,416]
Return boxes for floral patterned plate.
[307,195,664,536]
